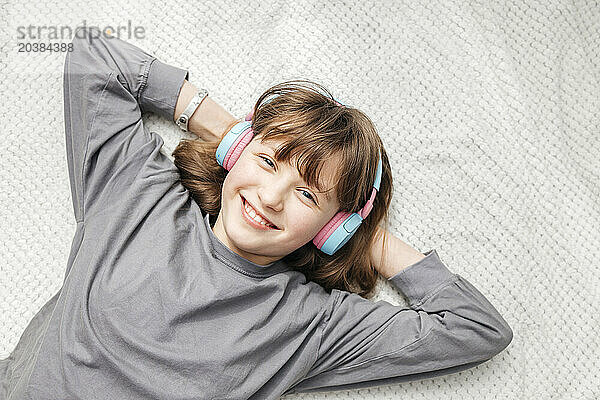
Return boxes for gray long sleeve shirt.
[0,27,513,400]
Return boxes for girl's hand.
[370,227,426,279]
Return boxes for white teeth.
[244,200,275,228]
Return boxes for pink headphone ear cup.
[223,128,254,170]
[313,211,352,249]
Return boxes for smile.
[241,197,279,230]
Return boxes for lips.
[242,196,280,229]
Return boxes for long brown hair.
[172,80,393,299]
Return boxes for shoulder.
[274,269,338,316]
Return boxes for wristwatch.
[176,88,209,132]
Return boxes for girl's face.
[211,135,341,266]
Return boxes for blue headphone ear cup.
[215,121,254,170]
[313,151,383,254]
[313,211,363,255]
[225,133,253,169]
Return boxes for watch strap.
[176,88,209,132]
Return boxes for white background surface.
[1,0,598,398]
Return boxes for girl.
[0,27,512,400]
[172,78,402,298]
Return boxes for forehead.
[254,139,340,201]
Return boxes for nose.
[257,179,287,212]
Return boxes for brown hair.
[172,79,393,299]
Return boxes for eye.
[300,190,316,203]
[259,155,275,168]
[259,155,318,205]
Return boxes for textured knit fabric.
[0,27,512,400]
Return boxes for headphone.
[215,106,382,255]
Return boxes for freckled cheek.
[233,160,261,183]
[290,216,323,238]
[225,162,257,193]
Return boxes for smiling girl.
[172,78,407,297]
[0,26,512,400]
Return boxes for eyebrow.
[260,142,333,202]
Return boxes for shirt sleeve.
[63,26,189,223]
[284,249,513,395]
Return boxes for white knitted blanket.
[1,1,598,399]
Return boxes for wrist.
[174,80,237,142]
[188,99,238,142]
[174,80,197,123]
[370,228,426,279]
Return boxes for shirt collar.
[201,212,291,279]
